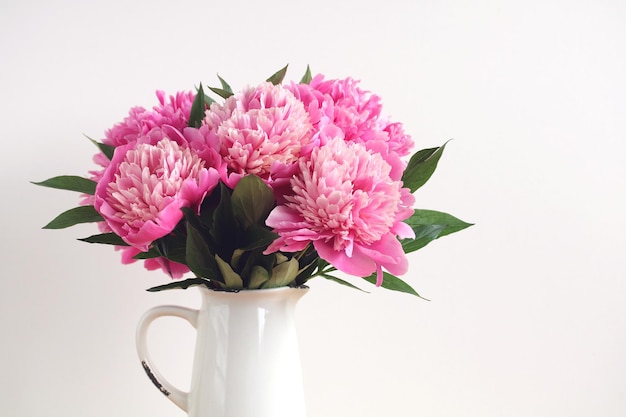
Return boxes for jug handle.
[136,305,198,412]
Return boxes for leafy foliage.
[43,206,103,229]
[402,141,449,193]
[31,176,97,195]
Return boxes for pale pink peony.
[264,137,415,286]
[203,82,313,189]
[94,129,220,252]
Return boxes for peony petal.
[314,240,376,277]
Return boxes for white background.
[1,0,625,416]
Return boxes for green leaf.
[401,224,446,253]
[43,206,103,229]
[406,209,474,239]
[78,233,128,246]
[132,248,160,259]
[240,224,278,251]
[211,184,238,253]
[32,176,97,195]
[321,274,369,293]
[147,278,212,292]
[266,64,288,85]
[236,247,276,287]
[317,257,331,272]
[204,93,215,106]
[295,258,319,285]
[208,86,233,99]
[402,141,449,193]
[217,74,233,94]
[230,248,247,270]
[86,136,115,160]
[300,65,312,84]
[197,186,221,231]
[248,266,270,289]
[156,237,187,266]
[362,272,428,300]
[263,257,299,288]
[188,84,207,128]
[215,255,244,289]
[181,207,206,234]
[151,222,188,265]
[185,221,222,281]
[231,175,275,229]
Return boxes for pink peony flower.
[203,82,313,189]
[287,75,414,179]
[94,128,220,252]
[121,246,190,279]
[264,137,415,286]
[85,90,197,204]
[309,75,384,143]
[103,90,196,148]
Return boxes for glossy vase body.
[136,286,308,417]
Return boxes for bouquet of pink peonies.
[35,66,471,297]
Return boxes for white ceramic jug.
[136,286,308,417]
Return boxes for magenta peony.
[264,137,415,286]
[120,246,190,279]
[94,127,220,252]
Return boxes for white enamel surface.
[136,287,308,417]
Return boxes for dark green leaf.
[248,266,270,289]
[236,248,276,287]
[263,257,299,288]
[300,65,312,84]
[133,248,160,259]
[401,224,446,253]
[204,93,215,106]
[362,272,428,300]
[86,136,115,160]
[217,74,233,93]
[317,257,331,272]
[188,84,207,128]
[152,222,189,265]
[181,207,206,234]
[32,176,97,195]
[156,236,187,265]
[210,184,239,254]
[43,206,103,229]
[215,255,243,289]
[406,209,474,238]
[321,274,369,293]
[197,186,222,231]
[231,175,275,229]
[208,86,233,99]
[266,64,288,85]
[146,278,212,292]
[78,233,128,246]
[230,248,247,271]
[185,221,222,281]
[293,246,321,285]
[240,224,278,251]
[402,141,449,193]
